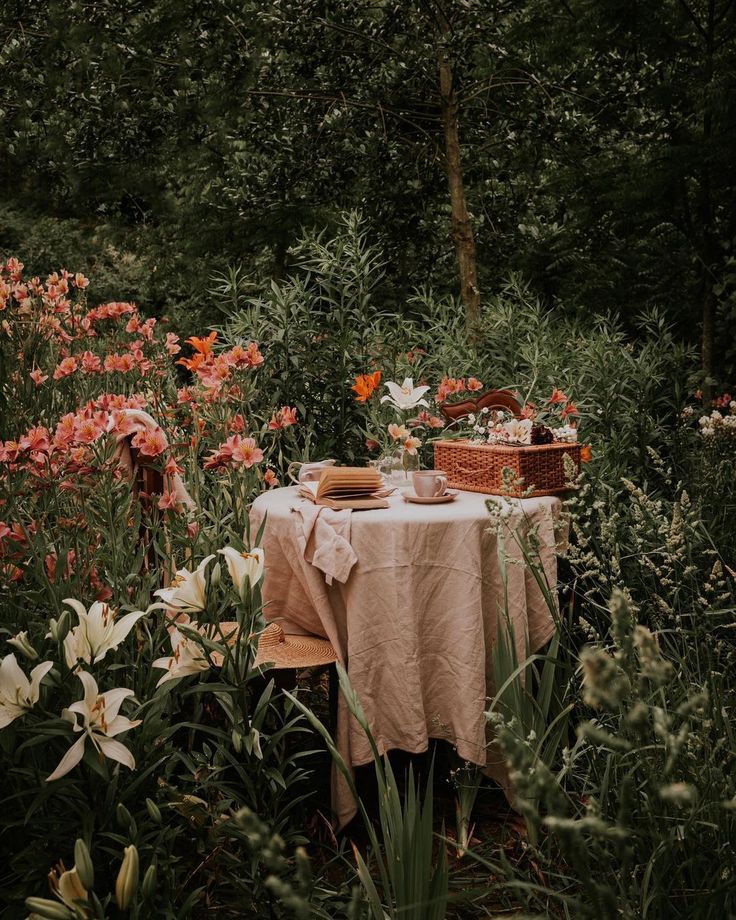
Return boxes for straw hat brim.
[253,622,338,670]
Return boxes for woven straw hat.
[253,622,338,670]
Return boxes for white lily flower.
[152,625,211,686]
[47,860,89,914]
[62,599,147,669]
[218,546,265,593]
[0,654,53,729]
[46,670,140,782]
[380,377,430,411]
[152,555,215,613]
[502,418,533,444]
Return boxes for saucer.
[403,490,457,504]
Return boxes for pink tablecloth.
[249,486,566,827]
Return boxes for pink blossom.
[268,406,298,430]
[109,410,136,437]
[30,368,49,386]
[131,426,167,457]
[104,353,135,373]
[19,427,50,453]
[73,272,89,289]
[264,469,279,488]
[231,437,264,468]
[164,456,184,476]
[53,356,79,380]
[467,377,483,392]
[73,415,106,445]
[81,350,102,373]
[165,333,181,356]
[158,490,180,511]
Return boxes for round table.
[250,486,566,827]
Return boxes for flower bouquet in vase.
[353,371,440,489]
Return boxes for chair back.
[439,388,522,423]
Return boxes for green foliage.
[2,0,735,378]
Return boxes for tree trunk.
[438,44,480,333]
[699,0,717,400]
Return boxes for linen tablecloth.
[249,486,566,827]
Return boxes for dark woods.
[2,0,735,385]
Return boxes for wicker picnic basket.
[433,439,581,498]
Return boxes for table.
[249,486,566,827]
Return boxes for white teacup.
[288,459,337,483]
[413,469,448,498]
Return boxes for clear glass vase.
[370,447,419,490]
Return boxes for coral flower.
[165,332,181,355]
[19,427,50,453]
[158,490,181,511]
[580,444,593,462]
[549,388,568,405]
[30,368,48,386]
[388,422,409,441]
[467,377,483,392]
[561,402,579,419]
[131,426,167,457]
[264,468,279,487]
[81,351,102,373]
[403,436,422,455]
[231,437,264,468]
[352,370,382,403]
[268,406,298,429]
[53,356,79,380]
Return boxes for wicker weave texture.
[433,439,581,497]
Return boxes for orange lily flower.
[185,332,218,355]
[176,352,208,372]
[580,444,592,463]
[352,370,382,403]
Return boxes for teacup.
[412,469,448,498]
[288,459,337,483]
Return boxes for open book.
[297,466,390,510]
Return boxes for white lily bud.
[7,630,38,661]
[141,861,157,900]
[115,844,139,910]
[74,838,94,890]
[24,898,74,920]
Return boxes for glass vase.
[370,447,419,490]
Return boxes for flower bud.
[115,845,139,910]
[141,861,157,900]
[24,898,74,919]
[56,610,70,643]
[48,610,70,644]
[145,798,162,824]
[73,838,94,890]
[116,802,133,831]
[7,630,39,661]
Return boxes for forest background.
[2,0,735,388]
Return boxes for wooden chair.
[439,388,522,424]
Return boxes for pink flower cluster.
[0,395,153,478]
[176,335,265,394]
[203,435,264,470]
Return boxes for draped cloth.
[250,486,567,828]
